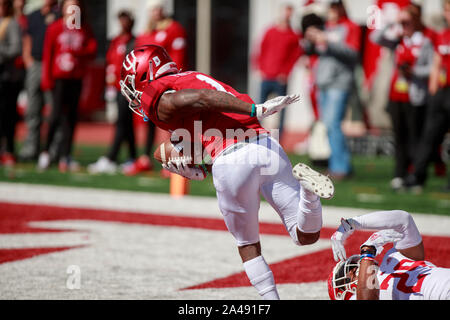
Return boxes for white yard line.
[0,182,449,236]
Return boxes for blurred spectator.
[13,0,25,29]
[371,4,434,191]
[405,0,450,192]
[296,11,331,164]
[0,0,22,166]
[12,0,26,94]
[124,1,188,176]
[410,0,439,48]
[13,0,26,71]
[255,4,302,143]
[409,0,446,177]
[135,1,187,70]
[37,0,97,172]
[87,10,137,174]
[303,0,361,180]
[300,12,324,122]
[19,0,59,161]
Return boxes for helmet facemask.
[331,255,360,300]
[120,74,146,118]
[120,48,179,121]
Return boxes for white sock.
[243,256,280,300]
[297,187,322,233]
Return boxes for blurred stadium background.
[0,0,449,300]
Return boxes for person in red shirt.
[119,45,335,300]
[255,4,302,143]
[371,4,434,191]
[37,0,97,172]
[135,3,187,70]
[124,2,188,176]
[405,0,450,191]
[87,10,137,175]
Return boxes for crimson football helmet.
[120,45,179,119]
[328,254,360,300]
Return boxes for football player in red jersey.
[120,45,335,299]
[329,210,450,300]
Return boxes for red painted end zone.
[1,202,449,290]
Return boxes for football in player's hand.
[154,139,193,166]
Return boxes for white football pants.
[212,135,322,246]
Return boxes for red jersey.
[41,19,97,91]
[423,27,439,49]
[106,33,134,90]
[257,26,302,80]
[389,32,430,102]
[140,71,268,162]
[436,28,450,88]
[136,20,188,71]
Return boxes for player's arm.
[158,89,251,122]
[356,249,380,300]
[332,210,424,262]
[157,89,300,124]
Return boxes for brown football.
[154,138,213,173]
[154,139,193,166]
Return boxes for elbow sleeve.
[394,211,422,250]
[350,210,422,250]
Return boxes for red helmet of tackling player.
[120,45,179,119]
[328,254,360,300]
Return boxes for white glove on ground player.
[361,229,405,256]
[255,94,301,121]
[162,157,207,181]
[331,218,355,262]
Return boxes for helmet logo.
[153,56,161,67]
[123,51,137,73]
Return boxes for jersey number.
[380,259,430,294]
[196,74,235,96]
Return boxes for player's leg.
[259,137,333,245]
[241,245,279,300]
[212,147,279,300]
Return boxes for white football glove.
[361,229,405,256]
[331,218,355,262]
[162,157,207,181]
[255,94,301,121]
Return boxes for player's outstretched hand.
[360,229,405,256]
[331,218,355,262]
[255,94,301,121]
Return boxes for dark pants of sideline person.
[0,80,21,155]
[387,100,426,180]
[106,92,137,162]
[44,78,82,161]
[260,79,287,142]
[410,87,450,186]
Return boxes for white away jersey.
[377,248,450,300]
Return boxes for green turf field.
[1,144,449,215]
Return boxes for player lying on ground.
[329,210,450,300]
[120,44,335,299]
